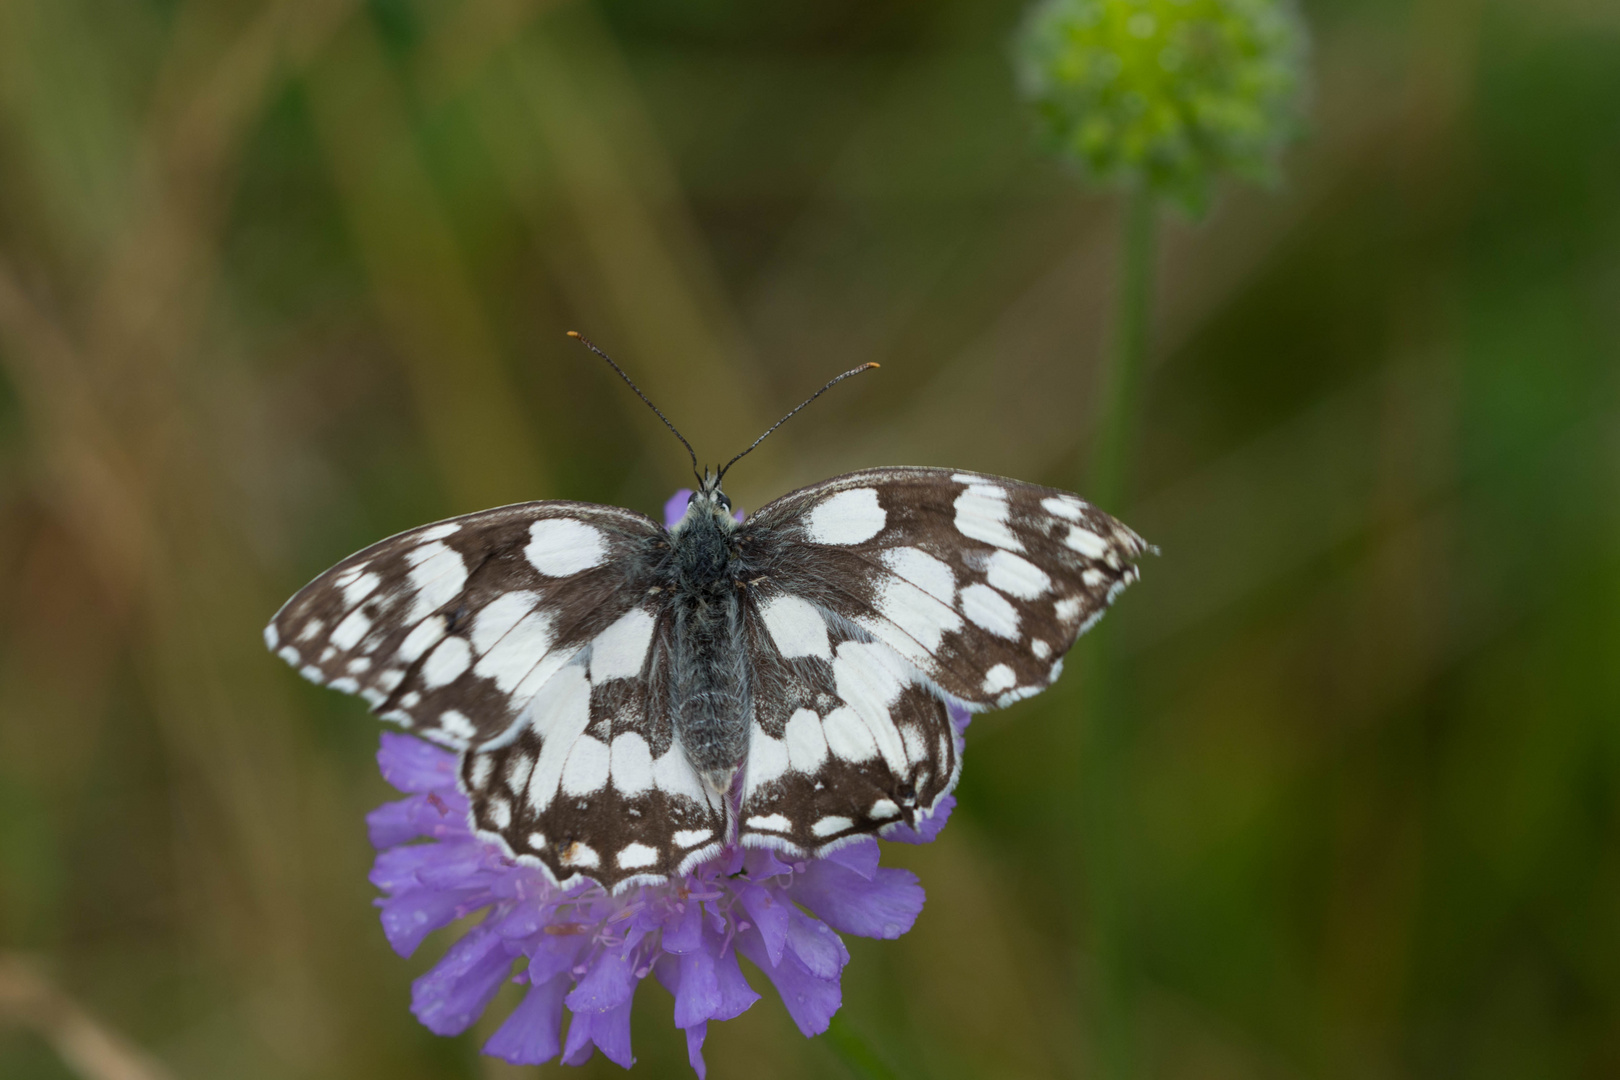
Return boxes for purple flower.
[368,727,963,1073]
[370,490,968,1073]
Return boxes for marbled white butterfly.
[266,336,1151,891]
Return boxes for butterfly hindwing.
[265,501,664,748]
[744,467,1148,710]
[457,611,729,888]
[738,598,959,854]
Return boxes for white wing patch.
[525,519,608,576]
[952,483,1023,552]
[868,573,963,654]
[821,707,879,763]
[519,664,593,811]
[806,487,887,545]
[560,736,611,796]
[422,637,473,687]
[609,732,655,795]
[959,582,1020,639]
[589,608,656,681]
[880,546,957,603]
[985,550,1051,600]
[405,542,468,621]
[473,607,558,691]
[760,594,833,660]
[783,708,829,772]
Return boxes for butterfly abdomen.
[668,507,751,791]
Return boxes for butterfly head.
[671,469,735,535]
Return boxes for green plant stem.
[825,1014,904,1080]
[1079,182,1157,1080]
[1090,183,1157,510]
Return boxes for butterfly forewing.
[265,502,664,748]
[745,467,1148,710]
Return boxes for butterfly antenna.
[568,331,701,484]
[718,362,880,482]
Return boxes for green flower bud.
[1017,0,1309,214]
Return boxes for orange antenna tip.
[717,361,881,481]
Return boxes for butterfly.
[267,335,1151,891]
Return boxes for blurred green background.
[0,0,1617,1077]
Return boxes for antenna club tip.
[868,362,881,369]
[566,330,581,338]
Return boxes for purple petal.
[369,840,477,893]
[365,797,430,850]
[528,931,590,985]
[736,927,840,1036]
[719,847,747,876]
[947,701,972,736]
[565,947,638,1013]
[653,952,679,996]
[482,974,568,1065]
[673,946,720,1029]
[737,884,790,967]
[685,1022,708,1079]
[661,899,704,954]
[378,732,458,793]
[488,898,547,940]
[744,848,796,879]
[561,1012,594,1067]
[374,839,493,891]
[379,886,484,957]
[886,795,956,845]
[563,998,636,1068]
[710,942,760,1021]
[664,490,693,528]
[411,926,513,1035]
[591,998,637,1069]
[366,792,469,849]
[824,839,880,880]
[790,863,924,940]
[783,908,848,981]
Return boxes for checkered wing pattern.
[735,467,1148,854]
[265,502,665,749]
[267,502,729,889]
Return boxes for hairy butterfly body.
[267,345,1151,891]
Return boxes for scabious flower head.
[365,491,968,1073]
[1016,0,1309,213]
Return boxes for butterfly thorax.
[665,476,751,799]
[668,482,738,588]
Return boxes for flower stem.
[1079,182,1158,1080]
[825,1013,905,1080]
[1089,183,1157,510]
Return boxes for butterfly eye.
[717,494,732,511]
